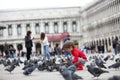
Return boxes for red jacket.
[71,48,87,70]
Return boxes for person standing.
[9,46,16,58]
[40,32,50,60]
[112,38,118,55]
[48,45,54,56]
[101,44,105,54]
[63,34,70,43]
[4,43,9,58]
[25,31,33,60]
[54,43,62,56]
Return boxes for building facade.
[81,0,120,52]
[0,7,82,52]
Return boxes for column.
[59,20,63,33]
[76,19,79,33]
[22,23,26,37]
[12,24,17,38]
[119,0,120,12]
[40,21,45,33]
[13,43,17,56]
[117,18,119,30]
[14,43,17,50]
[3,24,8,43]
[32,43,36,53]
[49,21,53,33]
[119,15,120,29]
[31,22,35,36]
[51,42,54,48]
[68,19,72,33]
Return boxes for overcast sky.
[0,0,94,10]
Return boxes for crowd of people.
[80,38,120,55]
[0,31,120,71]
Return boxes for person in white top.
[40,32,50,60]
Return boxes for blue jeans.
[114,48,118,55]
[64,50,70,57]
[10,52,15,58]
[43,45,50,60]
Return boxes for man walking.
[112,38,118,55]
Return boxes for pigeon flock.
[0,53,120,80]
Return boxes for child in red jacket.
[63,41,87,70]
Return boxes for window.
[72,21,77,32]
[17,24,22,36]
[54,22,58,33]
[35,23,40,34]
[63,22,68,32]
[26,24,31,31]
[44,23,49,33]
[0,29,3,36]
[8,25,12,36]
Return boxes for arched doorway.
[93,41,96,46]
[92,41,94,46]
[105,39,108,52]
[0,45,4,56]
[97,40,99,46]
[112,36,114,41]
[102,39,104,45]
[35,43,41,55]
[115,36,118,41]
[99,40,101,45]
[108,38,111,45]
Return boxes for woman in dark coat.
[25,31,33,60]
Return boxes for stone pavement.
[0,53,120,80]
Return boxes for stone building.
[0,7,81,52]
[81,0,120,52]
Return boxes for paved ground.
[0,53,120,80]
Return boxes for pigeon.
[59,65,67,74]
[38,63,45,71]
[66,58,73,67]
[108,76,120,80]
[67,63,77,73]
[109,55,115,60]
[115,58,120,63]
[86,65,109,78]
[60,66,82,80]
[108,62,120,69]
[60,67,73,80]
[11,59,20,66]
[60,62,82,80]
[95,60,107,69]
[22,63,34,70]
[24,60,29,65]
[23,65,36,75]
[47,66,54,72]
[104,55,110,62]
[89,60,96,67]
[2,59,9,67]
[72,73,83,80]
[5,65,16,73]
[6,59,12,66]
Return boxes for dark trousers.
[26,48,32,60]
